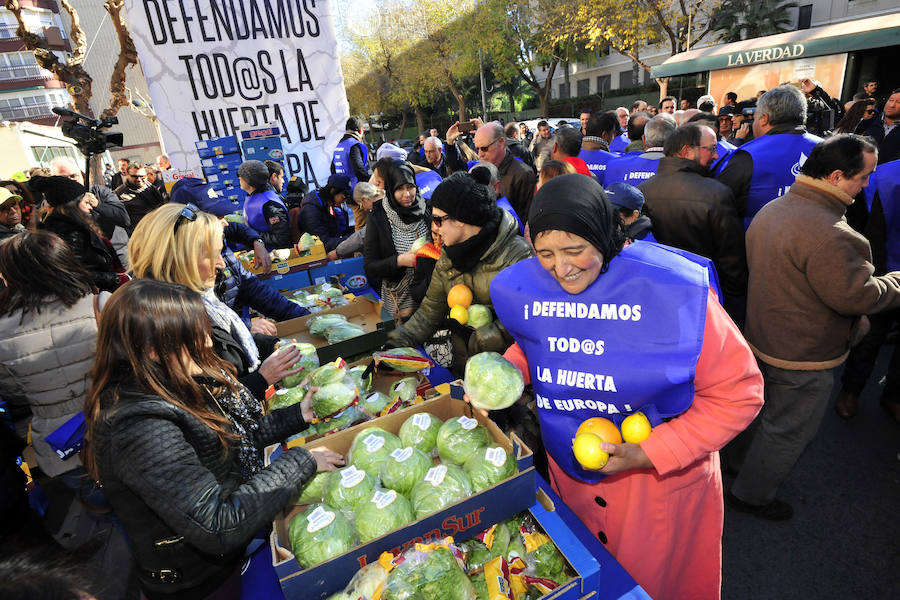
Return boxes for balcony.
[0,63,45,81]
[0,102,56,121]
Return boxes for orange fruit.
[447,284,473,308]
[572,433,608,470]
[576,417,623,444]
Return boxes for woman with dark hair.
[486,174,763,600]
[30,175,127,292]
[298,173,354,257]
[238,159,292,250]
[83,279,343,600]
[0,231,104,483]
[833,99,875,135]
[363,159,431,322]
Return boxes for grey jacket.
[0,293,108,476]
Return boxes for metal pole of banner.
[479,48,488,121]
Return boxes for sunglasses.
[431,214,454,227]
[173,203,199,234]
[865,109,876,115]
[475,138,499,153]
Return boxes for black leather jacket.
[92,380,316,599]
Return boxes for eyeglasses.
[431,214,454,227]
[865,109,876,115]
[173,203,199,235]
[475,138,499,153]
[694,144,718,153]
[130,173,146,180]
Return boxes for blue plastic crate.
[195,135,240,158]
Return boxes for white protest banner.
[123,0,349,187]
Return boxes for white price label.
[424,465,448,487]
[457,416,478,430]
[372,489,398,510]
[485,447,507,468]
[362,434,386,453]
[340,466,366,488]
[412,413,432,431]
[275,388,289,396]
[390,447,414,462]
[305,506,336,533]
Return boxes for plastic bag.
[308,313,349,336]
[373,348,434,372]
[325,322,366,343]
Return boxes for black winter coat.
[363,200,433,296]
[639,157,748,325]
[92,380,316,599]
[41,211,122,292]
[298,190,352,252]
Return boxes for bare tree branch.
[101,0,139,119]
[5,0,94,115]
[60,0,86,65]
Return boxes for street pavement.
[722,346,900,599]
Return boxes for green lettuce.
[322,465,375,511]
[354,488,415,542]
[382,546,475,600]
[436,416,490,465]
[325,322,366,343]
[347,365,373,393]
[390,377,419,405]
[379,446,432,497]
[309,362,347,387]
[348,427,402,477]
[409,464,472,519]
[269,386,306,411]
[361,391,393,417]
[463,446,516,492]
[398,412,443,454]
[289,504,355,569]
[295,471,328,504]
[308,314,348,336]
[528,540,567,584]
[280,342,320,388]
[466,304,493,329]
[463,352,524,411]
[312,383,357,418]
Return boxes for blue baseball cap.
[169,177,233,217]
[605,183,644,212]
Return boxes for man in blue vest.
[834,157,900,421]
[579,111,620,184]
[331,116,371,188]
[604,114,675,187]
[716,85,823,228]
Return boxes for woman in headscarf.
[363,159,431,323]
[487,174,764,600]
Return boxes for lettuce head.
[409,464,472,519]
[379,446,432,497]
[295,471,329,505]
[279,342,320,388]
[463,446,516,492]
[354,488,415,542]
[398,412,443,454]
[289,504,355,569]
[269,386,306,411]
[312,383,357,419]
[464,352,524,411]
[436,416,490,465]
[322,465,375,511]
[308,313,348,336]
[348,427,402,477]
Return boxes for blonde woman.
[128,204,301,399]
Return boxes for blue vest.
[496,196,524,235]
[738,132,822,229]
[331,137,369,187]
[868,159,900,271]
[603,154,660,187]
[490,243,708,483]
[578,149,617,186]
[415,170,443,200]
[609,133,630,154]
[243,190,287,233]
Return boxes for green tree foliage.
[711,0,799,43]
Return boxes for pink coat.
[504,291,763,600]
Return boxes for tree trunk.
[414,107,425,135]
[655,77,669,101]
[447,77,466,121]
[398,111,407,140]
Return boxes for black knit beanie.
[430,172,498,226]
[27,175,87,207]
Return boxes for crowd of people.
[0,80,898,600]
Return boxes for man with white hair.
[609,107,631,152]
[604,114,676,186]
[446,120,536,221]
[156,154,172,171]
[423,136,449,177]
[717,85,823,228]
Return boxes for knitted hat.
[237,160,270,191]
[27,175,86,207]
[430,172,497,226]
[326,174,352,198]
[376,143,408,162]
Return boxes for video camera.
[53,107,123,157]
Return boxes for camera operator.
[799,78,843,137]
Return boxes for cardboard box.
[269,388,536,599]
[256,270,312,290]
[275,297,395,364]
[308,256,370,294]
[195,135,240,158]
[244,242,328,276]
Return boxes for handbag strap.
[92,294,101,324]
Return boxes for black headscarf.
[382,160,425,224]
[527,174,625,272]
